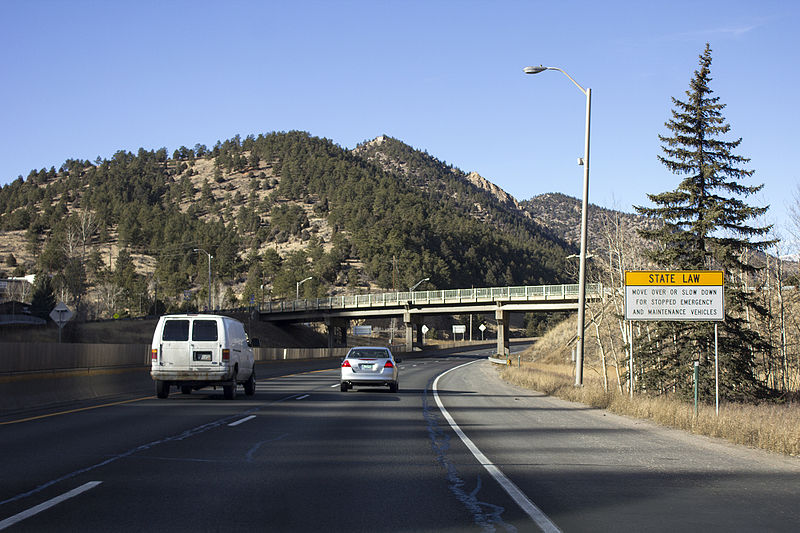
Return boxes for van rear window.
[192,320,218,341]
[162,320,189,341]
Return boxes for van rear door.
[160,318,192,369]
[190,318,220,367]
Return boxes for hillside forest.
[0,132,573,320]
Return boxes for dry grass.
[499,362,800,456]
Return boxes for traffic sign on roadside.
[49,302,73,343]
[353,325,373,336]
[49,302,73,327]
[624,270,724,321]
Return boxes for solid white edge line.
[228,415,256,427]
[433,361,562,533]
[0,481,102,531]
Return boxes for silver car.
[340,346,400,392]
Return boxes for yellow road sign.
[624,270,724,321]
[624,270,723,286]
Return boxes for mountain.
[521,192,660,261]
[0,132,576,319]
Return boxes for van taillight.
[222,349,230,361]
[151,349,158,361]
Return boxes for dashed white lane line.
[228,415,256,427]
[433,361,562,533]
[0,481,102,531]
[296,394,310,400]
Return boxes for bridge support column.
[403,312,423,352]
[325,317,349,351]
[496,307,509,358]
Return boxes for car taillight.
[222,349,230,361]
[151,349,158,361]
[384,360,394,368]
[342,360,351,368]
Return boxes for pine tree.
[30,273,57,320]
[635,43,773,400]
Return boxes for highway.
[1,347,799,532]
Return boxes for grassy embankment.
[499,318,800,457]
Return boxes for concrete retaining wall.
[256,347,349,361]
[0,343,352,376]
[0,340,509,376]
[0,343,150,374]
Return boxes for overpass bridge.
[259,283,603,355]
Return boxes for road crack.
[423,377,516,533]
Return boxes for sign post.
[624,271,724,412]
[49,302,73,343]
[452,324,466,341]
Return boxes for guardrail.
[261,283,603,314]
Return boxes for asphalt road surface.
[1,348,799,532]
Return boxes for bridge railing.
[261,283,602,314]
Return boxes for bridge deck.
[260,283,602,319]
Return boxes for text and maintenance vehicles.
[150,314,257,399]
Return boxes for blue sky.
[2,1,798,246]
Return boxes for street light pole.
[193,248,213,311]
[525,65,592,386]
[296,276,312,300]
[409,277,430,292]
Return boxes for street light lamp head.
[524,65,548,75]
[409,277,431,292]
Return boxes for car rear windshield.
[348,349,389,359]
[192,320,218,341]
[162,320,190,341]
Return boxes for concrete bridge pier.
[325,317,349,349]
[403,312,424,352]
[496,307,510,358]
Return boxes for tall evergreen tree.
[30,273,57,320]
[635,43,773,400]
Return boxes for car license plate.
[360,364,374,370]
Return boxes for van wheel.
[156,380,169,399]
[181,385,192,395]
[244,371,256,396]
[223,382,237,400]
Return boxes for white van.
[150,314,257,399]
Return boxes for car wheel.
[389,381,398,393]
[223,382,237,400]
[181,385,192,395]
[340,382,348,392]
[156,380,169,399]
[244,371,256,396]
